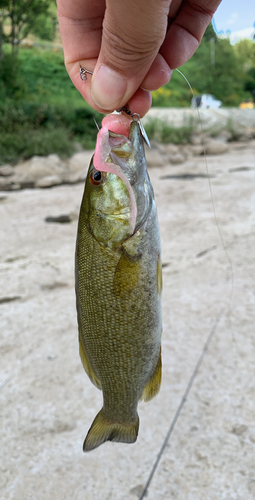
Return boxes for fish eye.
[89,169,105,186]
[93,171,101,182]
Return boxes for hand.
[57,0,222,117]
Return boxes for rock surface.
[204,139,229,155]
[68,151,93,174]
[146,148,165,168]
[1,138,253,192]
[1,140,255,500]
[0,152,93,191]
[15,154,67,183]
[0,164,14,176]
[168,152,186,164]
[36,175,62,188]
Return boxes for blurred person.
[56,0,222,117]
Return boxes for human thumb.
[91,0,170,111]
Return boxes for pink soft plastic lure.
[93,115,137,234]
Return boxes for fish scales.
[75,115,162,451]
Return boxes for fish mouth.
[93,116,145,235]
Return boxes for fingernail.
[91,65,127,110]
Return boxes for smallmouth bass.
[75,114,162,452]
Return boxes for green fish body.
[75,116,162,452]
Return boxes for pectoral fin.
[113,249,141,298]
[141,348,162,402]
[79,330,101,390]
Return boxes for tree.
[244,68,255,100]
[0,0,9,60]
[234,39,255,71]
[234,39,255,101]
[0,0,55,54]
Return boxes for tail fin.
[83,409,139,452]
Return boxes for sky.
[213,0,255,43]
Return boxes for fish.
[75,113,162,452]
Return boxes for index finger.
[56,0,107,113]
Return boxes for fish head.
[84,155,132,249]
[84,119,154,250]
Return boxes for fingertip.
[91,64,128,110]
[127,88,152,118]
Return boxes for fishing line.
[175,68,234,316]
[139,71,235,499]
[175,69,237,357]
[139,309,223,500]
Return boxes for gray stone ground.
[1,139,255,500]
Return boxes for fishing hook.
[79,66,93,83]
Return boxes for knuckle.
[102,24,162,71]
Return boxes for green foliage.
[234,39,255,70]
[0,52,19,97]
[0,99,101,164]
[0,128,74,164]
[0,100,97,131]
[152,70,191,107]
[0,46,103,164]
[0,47,86,104]
[244,67,255,93]
[30,11,57,42]
[0,51,29,98]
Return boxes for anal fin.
[79,330,101,390]
[141,348,162,402]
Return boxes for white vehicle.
[191,94,222,109]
